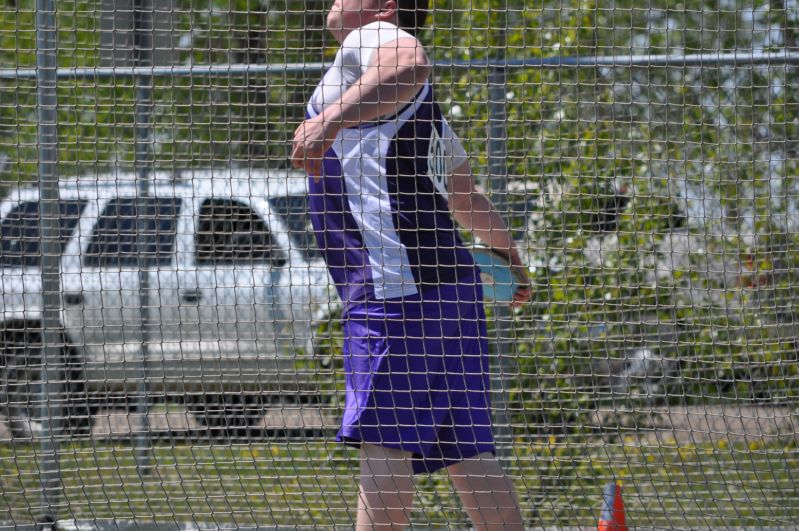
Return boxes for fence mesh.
[1,0,799,528]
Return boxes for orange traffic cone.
[598,482,628,531]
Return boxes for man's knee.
[359,444,415,499]
[357,444,416,528]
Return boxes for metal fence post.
[35,0,63,524]
[487,6,514,458]
[133,0,154,472]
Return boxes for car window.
[195,198,285,267]
[267,195,320,261]
[84,197,181,268]
[0,200,87,267]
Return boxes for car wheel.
[0,330,46,439]
[63,346,93,437]
[185,393,268,438]
[0,329,92,439]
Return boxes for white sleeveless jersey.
[306,22,477,307]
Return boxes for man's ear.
[376,0,398,21]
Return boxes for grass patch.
[1,437,799,527]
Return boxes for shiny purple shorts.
[337,279,495,474]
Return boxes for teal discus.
[469,246,521,304]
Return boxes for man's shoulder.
[344,21,418,50]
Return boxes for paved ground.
[0,404,795,444]
[0,406,338,441]
[586,404,798,444]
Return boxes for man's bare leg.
[356,443,415,530]
[447,452,525,531]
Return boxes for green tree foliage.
[426,0,799,420]
[0,0,327,185]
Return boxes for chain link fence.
[1,0,799,528]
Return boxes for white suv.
[0,168,335,437]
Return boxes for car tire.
[185,393,269,438]
[0,332,45,439]
[0,328,92,439]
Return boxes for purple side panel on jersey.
[385,86,477,288]
[308,149,375,306]
[337,280,495,475]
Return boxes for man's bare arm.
[448,160,532,306]
[323,38,431,128]
[291,38,431,176]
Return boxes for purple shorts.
[337,279,495,474]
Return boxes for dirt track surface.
[587,405,798,444]
[0,406,338,441]
[0,405,795,444]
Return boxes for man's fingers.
[292,118,334,179]
[303,156,324,183]
[509,285,532,308]
[291,122,308,169]
[290,153,301,169]
[290,136,303,168]
[306,158,319,178]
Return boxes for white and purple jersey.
[307,22,478,308]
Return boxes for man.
[291,1,530,528]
